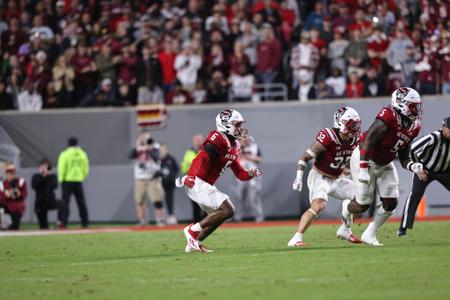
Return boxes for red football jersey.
[361,106,421,166]
[314,128,359,177]
[192,130,242,185]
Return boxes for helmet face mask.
[334,107,361,138]
[391,87,422,121]
[216,109,248,139]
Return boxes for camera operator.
[32,159,63,229]
[130,131,165,226]
[0,162,27,230]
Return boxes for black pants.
[61,182,89,227]
[35,200,64,229]
[0,203,22,230]
[400,172,450,230]
[163,185,175,215]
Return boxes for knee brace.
[153,201,163,209]
[381,198,397,212]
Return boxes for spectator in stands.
[181,134,205,223]
[158,37,178,94]
[319,15,333,43]
[117,43,138,88]
[0,78,14,110]
[159,143,179,225]
[308,79,335,100]
[58,137,90,228]
[290,31,319,101]
[0,162,27,230]
[304,2,326,31]
[30,14,54,41]
[95,42,118,83]
[345,29,367,77]
[256,23,281,86]
[1,18,27,55]
[401,45,417,88]
[367,26,389,71]
[229,64,255,102]
[416,36,439,95]
[31,159,63,229]
[206,70,228,103]
[205,4,229,35]
[138,80,164,105]
[130,131,165,227]
[174,41,202,91]
[229,40,251,75]
[80,78,116,107]
[72,43,97,103]
[362,66,384,97]
[328,27,349,75]
[238,20,258,67]
[167,80,192,105]
[387,26,414,71]
[115,83,134,107]
[17,80,42,111]
[346,71,364,98]
[441,43,450,95]
[52,55,75,107]
[332,4,354,29]
[192,80,207,104]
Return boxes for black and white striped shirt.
[410,130,450,173]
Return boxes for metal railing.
[228,83,288,103]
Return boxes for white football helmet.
[216,109,247,138]
[391,87,422,120]
[333,107,361,138]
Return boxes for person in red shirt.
[344,87,424,246]
[345,71,364,98]
[256,23,281,85]
[158,38,177,93]
[177,109,262,252]
[0,162,27,230]
[367,26,389,71]
[289,107,362,247]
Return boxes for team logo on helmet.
[395,87,409,103]
[220,109,233,125]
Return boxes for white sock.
[341,199,352,228]
[191,222,203,232]
[366,205,393,235]
[293,232,303,241]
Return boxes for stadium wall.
[1,96,449,223]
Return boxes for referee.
[398,117,450,236]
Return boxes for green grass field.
[1,221,450,300]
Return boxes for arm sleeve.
[230,160,252,181]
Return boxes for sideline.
[1,216,449,238]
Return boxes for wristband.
[297,160,306,167]
[306,149,317,158]
[296,170,304,179]
[360,160,369,169]
[406,161,413,171]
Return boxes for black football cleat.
[397,227,407,237]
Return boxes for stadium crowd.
[0,0,449,109]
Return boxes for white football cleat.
[361,230,383,246]
[288,236,307,247]
[185,244,213,253]
[183,225,201,251]
[336,224,362,243]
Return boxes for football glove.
[292,170,303,191]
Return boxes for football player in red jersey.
[288,107,362,247]
[343,87,426,246]
[177,109,262,252]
